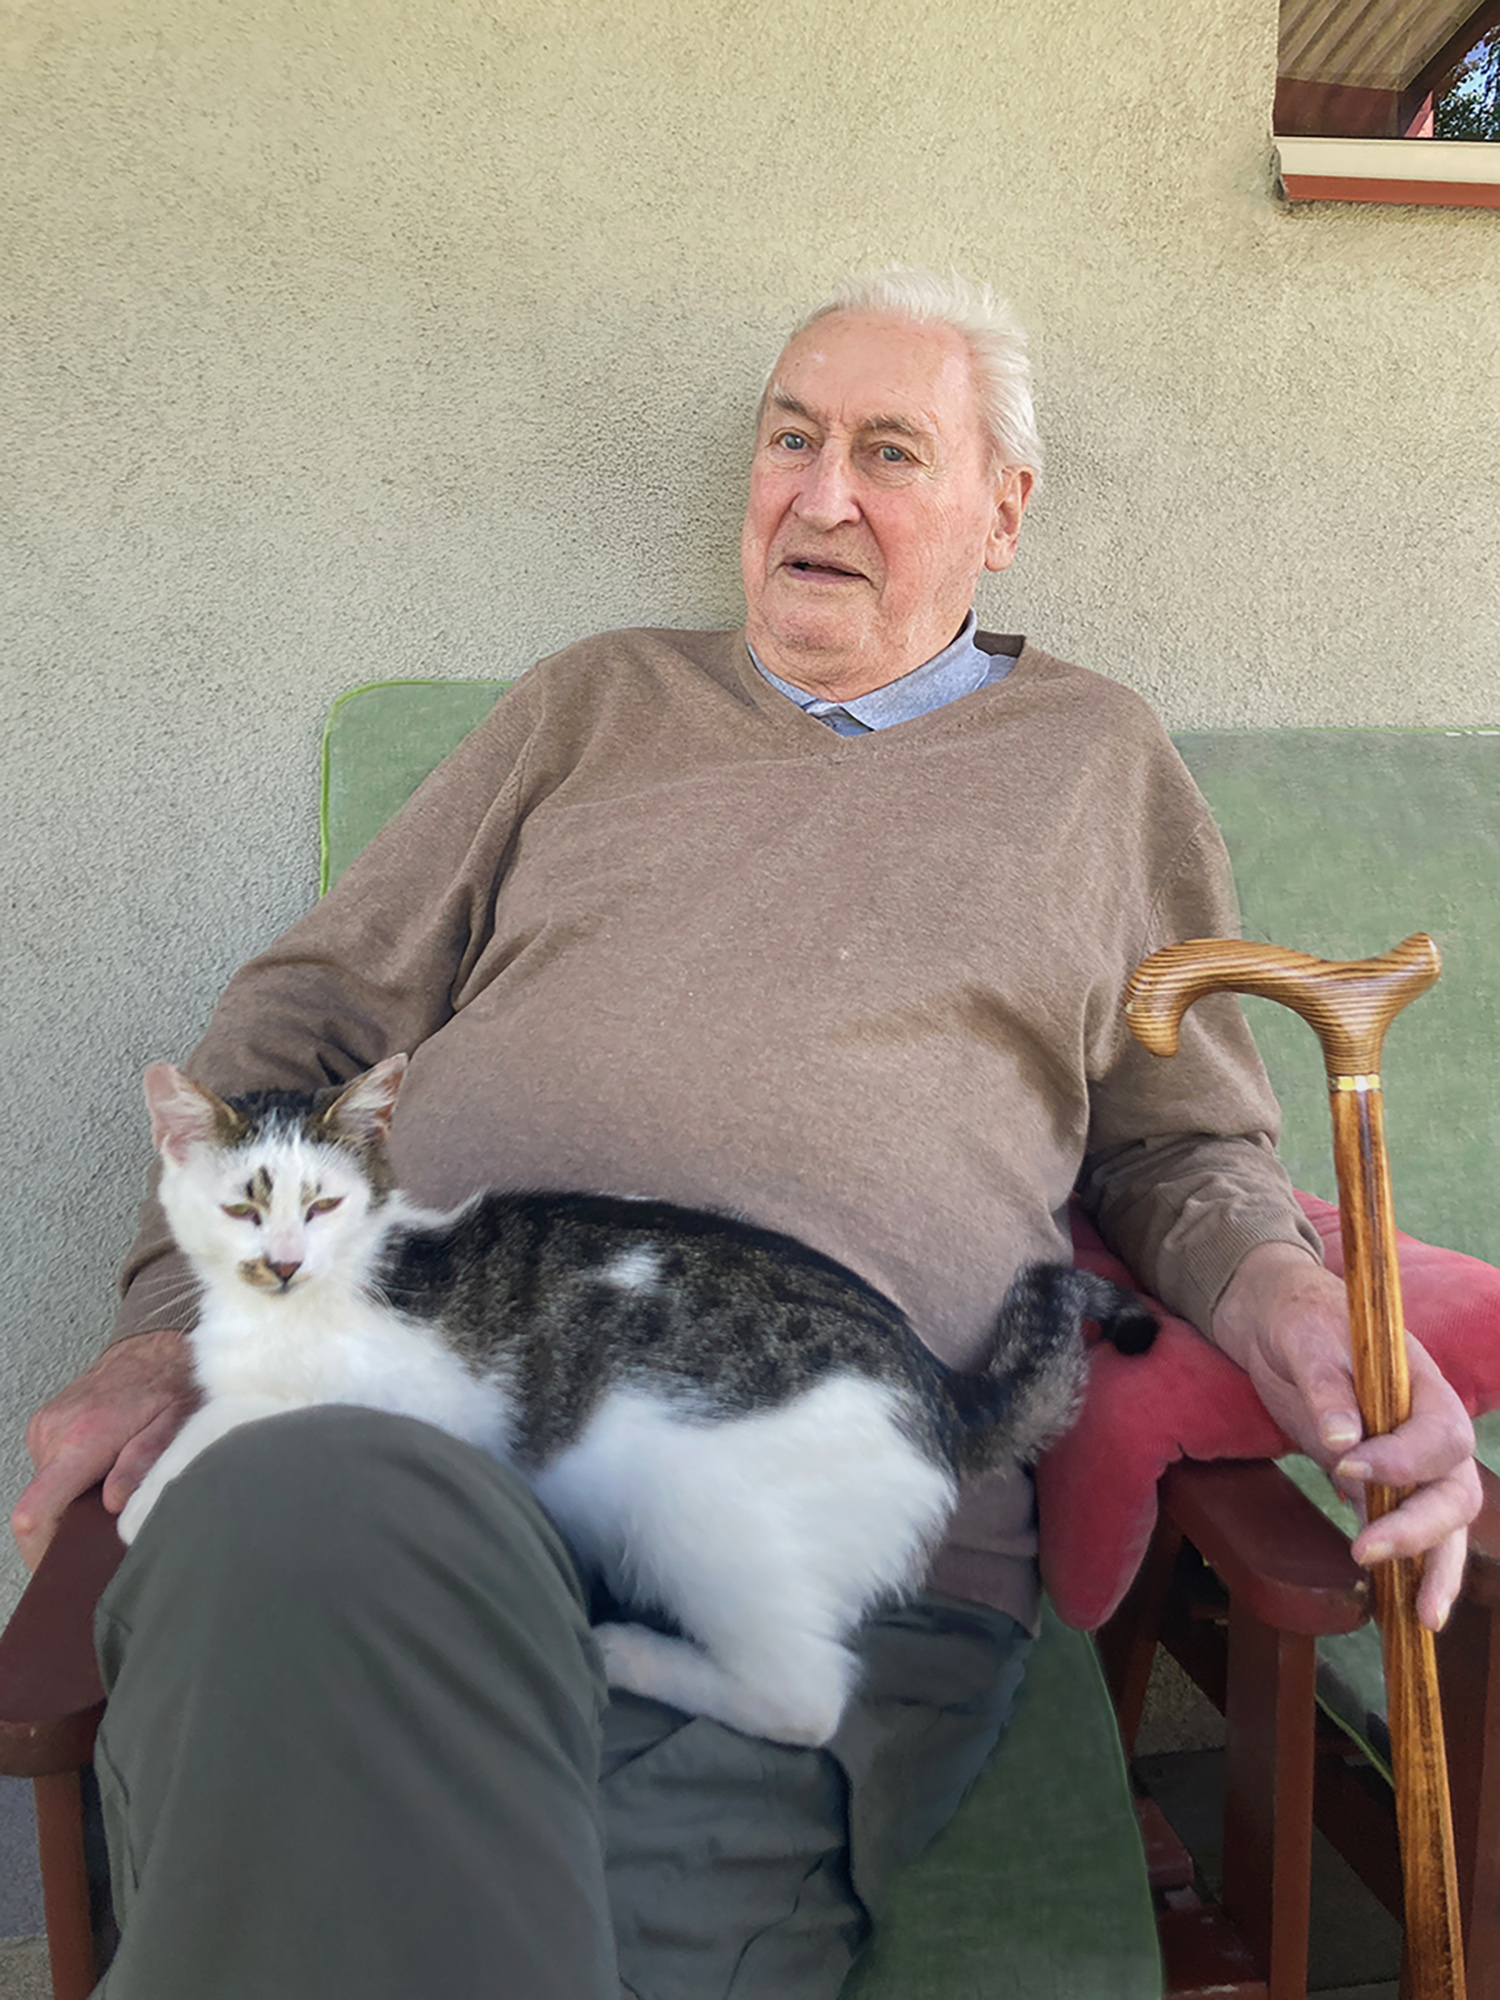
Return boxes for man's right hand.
[12,1330,199,1569]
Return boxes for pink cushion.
[1035,1192,1500,1630]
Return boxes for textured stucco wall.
[4,0,1498,1615]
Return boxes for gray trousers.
[93,1407,1030,1999]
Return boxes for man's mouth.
[783,556,867,582]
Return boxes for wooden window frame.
[1275,134,1500,205]
[1275,0,1500,207]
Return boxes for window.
[1275,0,1500,206]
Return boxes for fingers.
[1259,1306,1364,1455]
[1345,1514,1473,1632]
[1289,1349,1364,1460]
[1336,1340,1476,1491]
[1214,1249,1483,1630]
[1349,1456,1482,1562]
[101,1406,191,1515]
[1334,1347,1479,1594]
[1339,1418,1474,1495]
[1341,1353,1481,1630]
[1415,1528,1471,1632]
[12,1330,197,1569]
[11,1440,114,1571]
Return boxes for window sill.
[1274,135,1500,208]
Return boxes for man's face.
[740,311,1031,699]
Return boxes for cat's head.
[142,1056,410,1297]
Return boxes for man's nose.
[791,446,860,530]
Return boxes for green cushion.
[320,678,511,890]
[320,687,1497,1984]
[841,1612,1160,2000]
[1175,728,1500,1782]
[324,700,1500,1267]
[1176,729,1500,1267]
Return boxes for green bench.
[326,704,1500,1282]
[4,688,1495,2000]
[326,684,1500,1995]
[1174,727,1500,1270]
[327,689,1500,1993]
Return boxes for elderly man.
[16,269,1479,2000]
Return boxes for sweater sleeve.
[1076,816,1322,1337]
[110,680,544,1345]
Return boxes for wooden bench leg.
[1098,1514,1186,1754]
[1221,1602,1317,2000]
[34,1768,99,2000]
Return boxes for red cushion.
[1035,1193,1500,1630]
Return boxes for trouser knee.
[93,1409,617,2000]
[115,1403,560,1578]
[98,1405,604,1758]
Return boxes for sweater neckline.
[729,630,1039,751]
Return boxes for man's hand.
[12,1330,199,1570]
[1212,1241,1480,1630]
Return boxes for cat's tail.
[945,1265,1157,1475]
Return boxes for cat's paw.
[594,1620,675,1696]
[117,1467,169,1546]
[591,1621,845,1746]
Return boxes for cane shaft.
[1378,1561,1467,1997]
[1329,1081,1465,1998]
[1330,1083,1412,1465]
[1126,933,1465,2000]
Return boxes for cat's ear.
[321,1055,409,1147]
[143,1064,244,1164]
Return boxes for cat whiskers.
[146,1278,211,1330]
[361,1271,398,1313]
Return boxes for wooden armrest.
[1160,1458,1372,1636]
[1165,1457,1500,1625]
[0,1488,124,1778]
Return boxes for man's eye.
[307,1196,344,1218]
[774,431,808,453]
[221,1203,259,1221]
[877,444,910,463]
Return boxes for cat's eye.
[307,1196,344,1218]
[221,1202,259,1220]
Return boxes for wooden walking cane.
[1123,932,1466,2000]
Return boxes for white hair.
[791,265,1043,479]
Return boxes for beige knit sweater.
[115,627,1319,1617]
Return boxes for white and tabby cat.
[122,1056,1154,1745]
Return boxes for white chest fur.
[192,1281,513,1453]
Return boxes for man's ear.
[984,465,1035,574]
[143,1065,242,1164]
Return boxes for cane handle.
[1124,933,1441,1079]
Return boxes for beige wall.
[4,0,1498,1613]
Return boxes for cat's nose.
[268,1260,302,1285]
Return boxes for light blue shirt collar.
[750,613,1016,735]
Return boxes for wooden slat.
[1158,1901,1268,1999]
[1161,1461,1371,1638]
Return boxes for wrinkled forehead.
[758,311,986,453]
